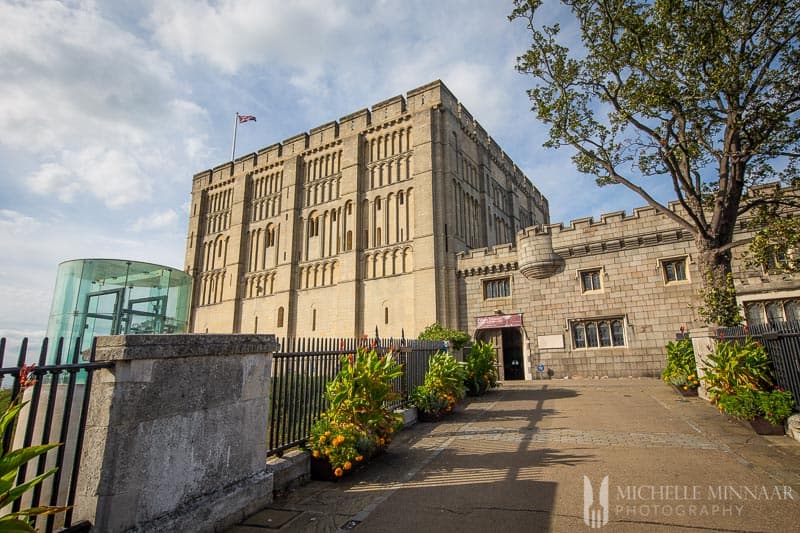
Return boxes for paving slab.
[229,379,800,532]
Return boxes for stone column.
[690,326,717,401]
[74,334,278,533]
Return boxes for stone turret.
[518,226,561,279]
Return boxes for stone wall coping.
[94,334,279,361]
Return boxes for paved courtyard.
[231,379,800,532]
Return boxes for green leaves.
[511,0,800,289]
[0,398,68,530]
[417,323,471,350]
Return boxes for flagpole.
[231,112,239,162]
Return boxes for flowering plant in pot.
[662,337,699,395]
[409,351,466,421]
[306,347,403,479]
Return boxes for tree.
[511,0,800,325]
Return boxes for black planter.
[671,384,699,397]
[310,455,341,481]
[417,409,447,423]
[749,416,785,435]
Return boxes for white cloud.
[0,0,209,209]
[148,0,353,74]
[132,209,179,232]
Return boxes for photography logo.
[583,475,609,528]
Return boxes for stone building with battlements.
[457,192,800,380]
[184,80,549,338]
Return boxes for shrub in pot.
[409,351,466,420]
[306,347,403,479]
[464,341,499,396]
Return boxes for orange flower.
[334,467,344,477]
[378,438,385,446]
[355,455,364,462]
[312,450,320,458]
[344,461,352,470]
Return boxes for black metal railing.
[0,337,112,533]
[716,321,800,410]
[266,336,441,456]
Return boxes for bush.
[409,351,466,417]
[417,323,471,350]
[464,341,499,396]
[307,348,403,477]
[716,387,795,426]
[702,338,773,398]
[661,337,699,390]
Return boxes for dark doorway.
[502,328,524,380]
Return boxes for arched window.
[277,307,284,328]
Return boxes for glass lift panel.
[81,288,124,353]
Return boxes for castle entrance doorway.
[474,313,526,381]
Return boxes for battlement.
[192,80,467,183]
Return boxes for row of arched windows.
[299,260,338,289]
[366,126,412,163]
[206,212,231,235]
[246,224,279,273]
[251,196,281,222]
[305,176,341,207]
[366,156,412,190]
[305,150,342,182]
[204,187,233,234]
[363,247,413,279]
[305,202,354,261]
[494,216,511,245]
[197,270,225,306]
[452,180,483,248]
[244,271,276,298]
[251,171,282,199]
[202,235,228,271]
[362,189,413,249]
[206,188,233,214]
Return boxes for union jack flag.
[238,114,256,123]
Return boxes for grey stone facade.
[457,199,800,379]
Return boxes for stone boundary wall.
[74,334,278,533]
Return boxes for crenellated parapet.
[457,243,518,277]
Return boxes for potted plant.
[409,351,466,421]
[661,337,699,396]
[464,341,499,396]
[306,347,403,480]
[716,387,794,435]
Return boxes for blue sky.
[0,0,672,350]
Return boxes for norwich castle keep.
[185,80,800,379]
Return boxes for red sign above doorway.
[475,313,522,329]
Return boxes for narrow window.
[277,307,284,328]
[611,320,625,346]
[586,323,599,347]
[580,269,602,292]
[662,258,688,283]
[598,322,611,347]
[312,309,317,331]
[573,323,586,349]
[384,307,389,325]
